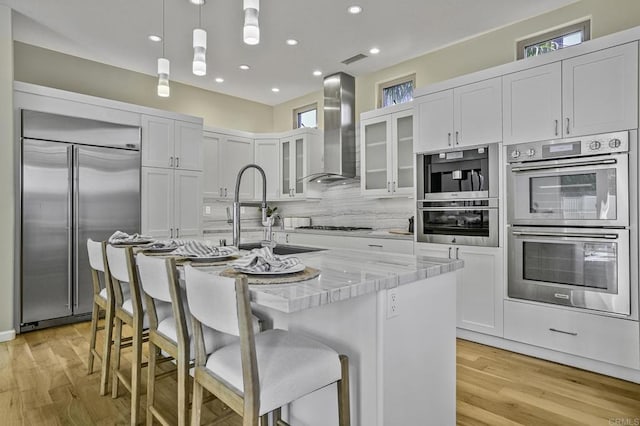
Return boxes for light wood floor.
[1,322,639,425]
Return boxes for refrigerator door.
[74,145,140,314]
[21,139,73,323]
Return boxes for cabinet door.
[453,77,502,147]
[174,121,203,171]
[221,135,254,199]
[456,247,503,337]
[142,115,174,168]
[280,139,292,198]
[292,136,306,198]
[414,90,453,153]
[202,132,222,197]
[361,116,392,196]
[563,42,638,137]
[254,139,280,200]
[174,170,202,238]
[503,62,562,145]
[392,111,414,195]
[141,167,174,238]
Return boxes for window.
[378,74,415,108]
[293,103,317,129]
[517,20,590,60]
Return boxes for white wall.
[0,5,15,339]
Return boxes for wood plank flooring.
[1,322,639,425]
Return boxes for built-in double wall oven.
[416,144,499,247]
[506,131,637,317]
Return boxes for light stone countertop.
[203,227,414,241]
[188,249,462,313]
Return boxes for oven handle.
[418,207,496,212]
[511,230,619,240]
[510,158,616,173]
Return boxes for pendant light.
[192,2,207,76]
[157,0,170,97]
[243,0,260,45]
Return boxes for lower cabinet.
[504,300,640,369]
[141,167,202,238]
[415,243,504,337]
[276,232,414,254]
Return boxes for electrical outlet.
[387,288,399,318]
[204,205,212,215]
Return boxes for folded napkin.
[231,246,301,273]
[171,240,237,258]
[108,231,151,244]
[145,240,182,250]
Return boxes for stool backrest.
[136,253,172,303]
[87,238,110,298]
[87,239,105,272]
[106,244,142,313]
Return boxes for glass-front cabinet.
[361,104,414,197]
[280,131,322,199]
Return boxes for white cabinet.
[141,115,203,170]
[279,129,323,199]
[503,42,638,144]
[254,138,281,200]
[141,167,202,238]
[414,77,502,153]
[202,130,254,200]
[415,243,504,337]
[361,105,414,197]
[278,232,414,254]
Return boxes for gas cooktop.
[295,226,373,231]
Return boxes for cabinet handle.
[455,131,460,145]
[448,247,452,259]
[447,132,451,146]
[554,119,559,136]
[566,118,570,135]
[219,187,223,197]
[176,157,180,168]
[387,181,391,192]
[549,327,578,336]
[392,181,396,192]
[176,228,179,238]
[169,156,174,167]
[170,228,173,238]
[286,234,289,243]
[224,188,228,197]
[368,244,383,248]
[455,247,459,259]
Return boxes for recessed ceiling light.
[286,39,298,46]
[313,70,322,77]
[215,77,224,83]
[369,47,380,55]
[190,0,206,4]
[239,64,250,70]
[271,87,280,93]
[148,35,162,42]
[347,5,362,14]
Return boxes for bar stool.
[184,266,351,426]
[106,245,172,425]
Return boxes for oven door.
[508,226,630,315]
[417,199,499,247]
[508,153,628,227]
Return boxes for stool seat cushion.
[205,329,342,416]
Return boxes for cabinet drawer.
[504,300,640,369]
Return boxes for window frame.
[292,103,318,129]
[516,19,591,60]
[377,73,416,108]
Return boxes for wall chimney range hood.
[302,72,357,183]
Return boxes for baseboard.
[0,329,16,342]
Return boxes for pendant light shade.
[243,0,260,45]
[192,28,207,76]
[157,57,170,97]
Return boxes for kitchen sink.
[238,242,326,255]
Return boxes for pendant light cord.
[162,0,165,57]
[199,3,202,28]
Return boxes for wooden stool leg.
[177,350,189,426]
[337,355,350,426]
[111,317,123,399]
[191,379,204,426]
[146,341,159,426]
[100,302,115,396]
[130,322,143,426]
[88,301,100,374]
[260,414,269,426]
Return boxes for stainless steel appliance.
[507,131,630,227]
[20,110,141,332]
[506,131,637,316]
[416,144,500,246]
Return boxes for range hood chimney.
[304,72,356,183]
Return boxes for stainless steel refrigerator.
[20,110,141,332]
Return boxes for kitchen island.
[194,249,462,426]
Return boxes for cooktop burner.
[295,226,373,231]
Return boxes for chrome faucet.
[233,164,268,248]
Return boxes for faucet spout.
[233,164,268,248]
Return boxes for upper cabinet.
[414,77,502,153]
[503,42,638,144]
[361,104,414,197]
[141,114,203,170]
[202,130,254,200]
[254,138,281,200]
[279,129,323,200]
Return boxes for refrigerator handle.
[72,146,80,309]
[66,145,74,309]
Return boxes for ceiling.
[1,0,578,106]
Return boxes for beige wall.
[0,5,14,335]
[272,90,324,132]
[272,0,640,130]
[13,42,274,133]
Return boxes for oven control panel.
[506,131,629,163]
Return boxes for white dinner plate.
[233,263,306,275]
[111,239,153,246]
